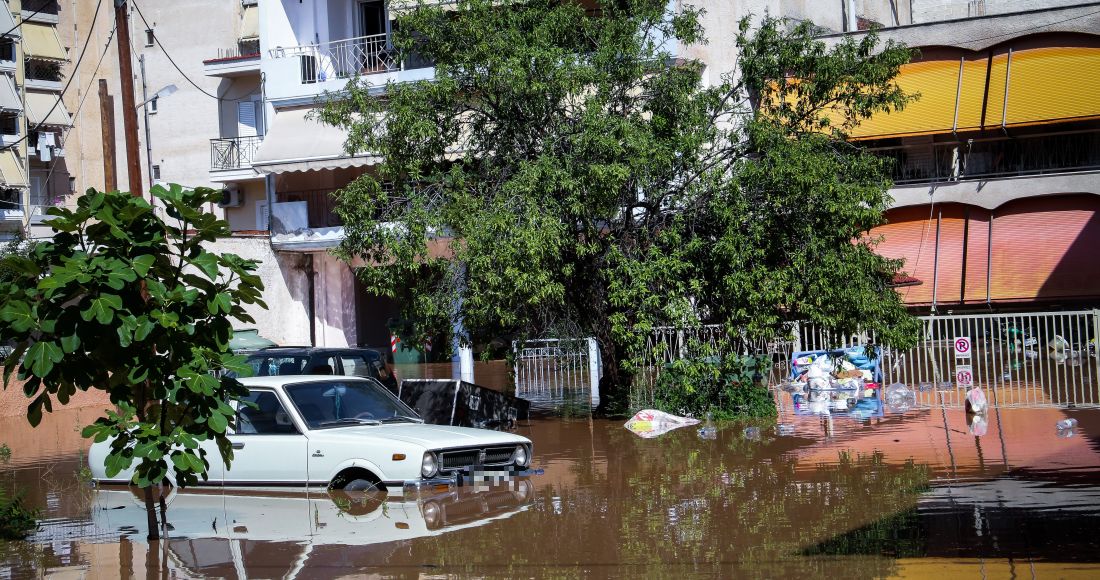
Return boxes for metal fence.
[210,135,264,171]
[273,33,400,84]
[512,338,600,406]
[643,310,1100,409]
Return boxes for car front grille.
[438,446,516,471]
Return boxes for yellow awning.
[849,55,988,139]
[987,45,1100,128]
[22,23,67,61]
[25,91,71,127]
[851,43,1100,139]
[0,149,27,188]
[240,5,259,41]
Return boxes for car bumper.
[395,467,543,496]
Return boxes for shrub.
[652,354,776,419]
[0,487,38,539]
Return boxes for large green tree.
[318,0,920,410]
[0,185,265,539]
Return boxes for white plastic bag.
[624,409,701,439]
[965,387,987,414]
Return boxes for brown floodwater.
[2,375,1100,578]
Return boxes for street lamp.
[137,83,177,109]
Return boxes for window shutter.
[237,101,257,137]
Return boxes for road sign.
[954,336,972,359]
[956,365,973,388]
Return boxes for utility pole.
[114,0,143,198]
[97,79,117,192]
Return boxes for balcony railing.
[873,129,1100,185]
[210,135,263,171]
[271,33,432,84]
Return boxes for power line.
[130,0,219,100]
[0,2,49,39]
[2,0,106,151]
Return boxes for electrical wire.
[2,0,105,151]
[0,2,49,38]
[130,0,219,100]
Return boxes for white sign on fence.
[954,336,972,359]
[956,364,974,388]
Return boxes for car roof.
[248,347,383,357]
[238,375,377,388]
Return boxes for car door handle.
[232,442,245,450]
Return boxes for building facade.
[54,0,1100,352]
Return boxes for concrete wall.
[207,235,312,346]
[314,250,358,347]
[225,180,268,231]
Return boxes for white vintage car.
[88,375,534,493]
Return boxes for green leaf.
[207,411,228,434]
[25,341,63,376]
[132,254,156,277]
[80,294,123,325]
[190,253,219,280]
[0,301,35,333]
[60,333,80,353]
[104,452,133,478]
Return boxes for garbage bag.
[884,383,915,413]
[964,387,987,415]
[624,410,700,439]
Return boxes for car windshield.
[284,380,422,429]
[245,355,311,377]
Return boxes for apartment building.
[52,1,1098,350]
[839,2,1100,311]
[0,0,72,242]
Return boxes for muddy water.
[2,384,1100,578]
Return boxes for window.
[151,164,161,180]
[0,114,17,136]
[236,390,299,435]
[0,40,14,62]
[340,354,389,383]
[68,176,75,193]
[144,29,155,47]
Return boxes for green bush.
[652,354,776,419]
[0,487,38,539]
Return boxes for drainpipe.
[306,254,317,347]
[1000,49,1013,137]
[932,210,942,313]
[986,213,993,308]
[845,0,858,31]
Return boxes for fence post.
[1093,310,1100,404]
[587,337,601,405]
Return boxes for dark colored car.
[244,347,399,393]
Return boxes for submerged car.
[88,376,533,493]
[243,346,399,392]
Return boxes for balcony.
[0,197,23,223]
[21,0,60,24]
[275,188,341,229]
[203,40,261,78]
[210,135,263,181]
[265,33,435,104]
[875,129,1100,185]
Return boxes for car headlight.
[422,501,441,528]
[421,452,438,478]
[513,445,529,468]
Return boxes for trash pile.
[784,348,883,418]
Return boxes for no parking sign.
[954,336,972,359]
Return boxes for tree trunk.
[595,335,631,415]
[142,486,160,542]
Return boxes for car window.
[305,356,338,375]
[247,356,310,377]
[285,381,419,429]
[237,391,299,435]
[339,355,375,379]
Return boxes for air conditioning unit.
[217,186,243,208]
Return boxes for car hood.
[310,423,530,449]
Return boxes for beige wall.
[224,179,267,231]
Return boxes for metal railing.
[272,33,401,84]
[210,135,263,171]
[874,129,1100,185]
[642,310,1100,409]
[207,40,261,62]
[513,338,601,406]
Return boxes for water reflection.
[4,390,1100,577]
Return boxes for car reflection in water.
[90,479,533,577]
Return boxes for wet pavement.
[2,377,1100,578]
